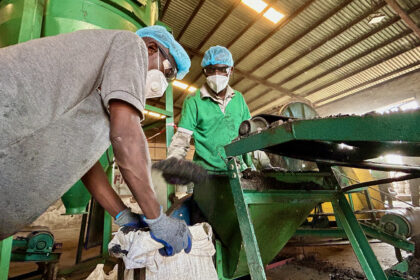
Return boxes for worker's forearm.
[167,131,192,159]
[110,101,160,219]
[82,162,126,217]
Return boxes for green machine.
[0,0,178,279]
[194,109,420,280]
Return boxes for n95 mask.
[206,75,229,94]
[145,69,168,99]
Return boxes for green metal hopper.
[195,110,420,280]
[194,175,327,278]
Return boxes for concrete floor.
[8,200,406,279]
[9,226,403,279]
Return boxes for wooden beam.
[302,43,420,98]
[195,0,242,50]
[385,0,420,39]
[233,0,317,66]
[225,4,271,49]
[236,0,352,67]
[176,0,205,40]
[315,61,420,107]
[161,0,171,18]
[262,2,386,81]
[291,29,413,92]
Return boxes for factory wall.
[316,70,420,116]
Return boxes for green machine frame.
[212,110,420,280]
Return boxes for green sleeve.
[178,95,197,132]
[242,95,251,121]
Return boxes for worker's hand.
[114,208,148,228]
[152,157,207,185]
[145,207,192,256]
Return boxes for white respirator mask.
[145,70,168,99]
[206,75,229,94]
[145,48,169,99]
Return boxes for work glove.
[152,157,207,185]
[144,207,192,256]
[114,208,148,228]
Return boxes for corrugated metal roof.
[156,0,420,119]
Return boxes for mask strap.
[157,47,161,72]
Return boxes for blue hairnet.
[136,26,191,80]
[201,46,234,68]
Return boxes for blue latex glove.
[114,208,148,228]
[144,207,192,256]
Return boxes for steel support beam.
[385,0,420,39]
[234,0,317,66]
[332,193,387,280]
[0,236,13,280]
[262,2,386,81]
[292,29,413,93]
[302,43,420,98]
[227,158,266,280]
[165,83,176,208]
[161,0,171,18]
[238,0,351,71]
[176,0,205,40]
[18,0,45,43]
[315,64,420,106]
[196,0,241,50]
[225,4,271,49]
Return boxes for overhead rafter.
[280,4,420,90]
[261,1,386,81]
[224,4,271,49]
[233,0,317,67]
[315,61,420,107]
[176,0,206,40]
[161,0,172,19]
[249,43,420,115]
[195,0,242,50]
[302,42,420,98]
[291,30,414,92]
[243,0,352,72]
[384,0,420,39]
[247,88,273,104]
[281,16,402,87]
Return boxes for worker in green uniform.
[166,46,252,182]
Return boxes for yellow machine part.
[309,167,384,221]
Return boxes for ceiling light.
[143,110,149,115]
[148,111,161,118]
[263,8,284,24]
[173,80,188,90]
[368,13,385,25]
[160,115,166,119]
[187,86,197,93]
[242,0,268,13]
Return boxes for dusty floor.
[7,200,410,279]
[9,228,405,279]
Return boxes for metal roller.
[380,208,420,237]
[239,116,270,137]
